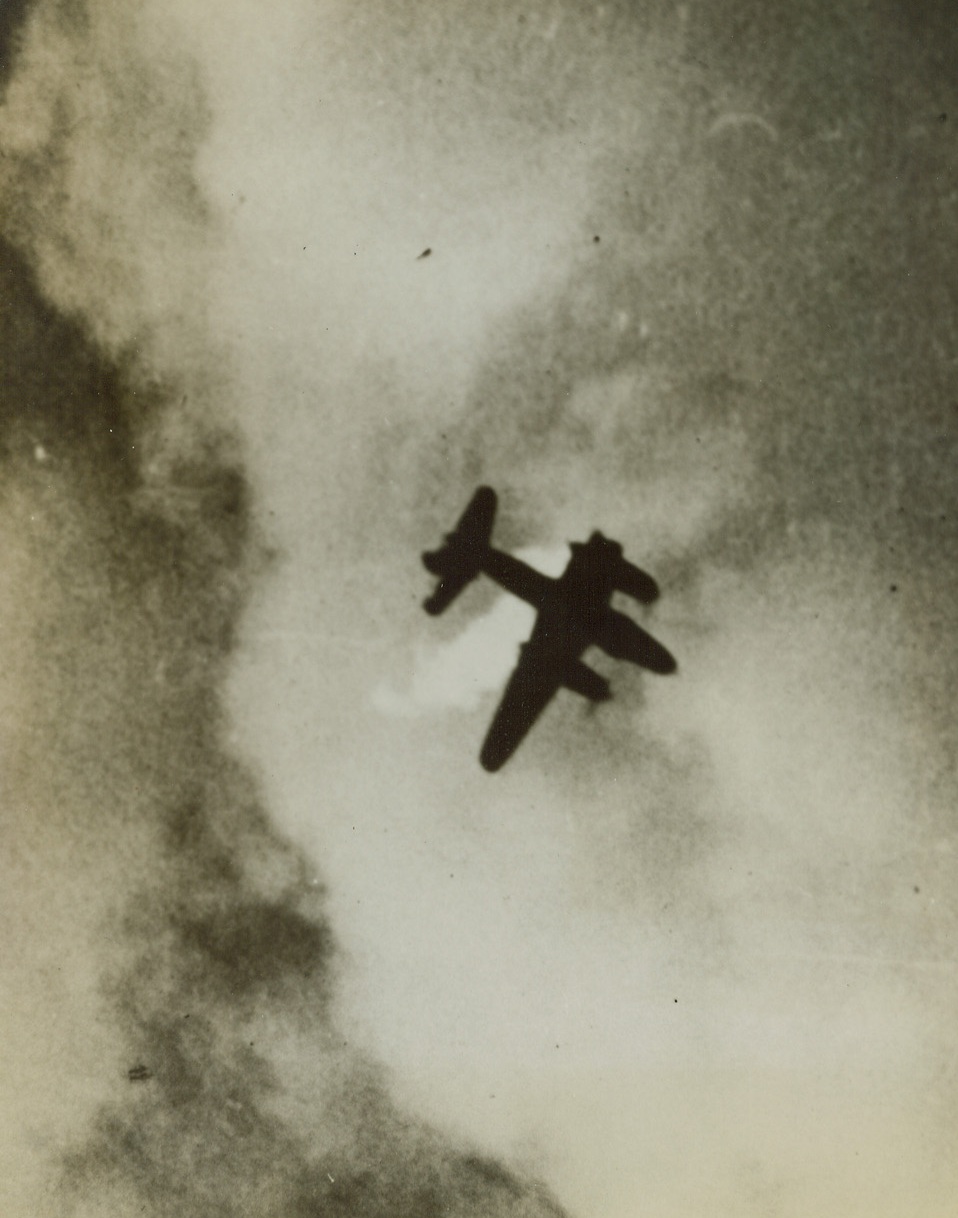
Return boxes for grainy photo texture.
[1,3,956,1216]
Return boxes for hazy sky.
[1,2,957,1216]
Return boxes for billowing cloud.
[3,0,958,1216]
[374,546,565,717]
[0,4,570,1217]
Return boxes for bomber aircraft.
[422,486,676,770]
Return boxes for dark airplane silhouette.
[422,486,676,771]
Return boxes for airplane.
[422,486,676,771]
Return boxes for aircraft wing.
[614,558,660,604]
[479,647,611,772]
[600,610,677,674]
[479,643,563,771]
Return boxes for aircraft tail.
[422,486,497,615]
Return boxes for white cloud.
[373,545,568,717]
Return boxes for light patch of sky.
[184,1,602,405]
[373,545,569,717]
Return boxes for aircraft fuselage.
[422,488,675,768]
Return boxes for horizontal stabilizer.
[563,659,612,702]
[423,549,445,576]
[422,486,497,615]
[422,576,475,616]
